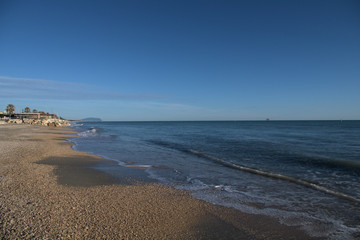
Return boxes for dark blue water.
[70,121,360,239]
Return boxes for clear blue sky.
[1,0,359,120]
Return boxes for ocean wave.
[301,155,360,171]
[147,140,187,153]
[188,149,360,203]
[77,127,98,137]
[147,139,360,202]
[176,177,210,191]
[193,190,359,240]
[123,164,152,169]
[70,122,84,127]
[214,185,239,193]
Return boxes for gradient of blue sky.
[0,0,359,120]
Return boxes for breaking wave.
[188,149,360,203]
[77,127,98,137]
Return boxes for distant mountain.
[81,117,102,122]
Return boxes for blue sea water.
[70,121,360,239]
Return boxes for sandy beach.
[0,125,317,239]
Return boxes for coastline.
[0,125,317,239]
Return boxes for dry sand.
[0,125,317,239]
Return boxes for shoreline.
[0,125,317,239]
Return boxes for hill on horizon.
[81,117,102,122]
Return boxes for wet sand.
[0,125,318,239]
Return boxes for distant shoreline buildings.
[0,112,59,120]
[0,104,69,127]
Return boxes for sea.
[69,120,360,239]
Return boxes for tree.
[6,104,15,114]
[25,107,31,113]
[33,109,38,113]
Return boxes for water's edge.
[67,121,360,239]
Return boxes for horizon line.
[74,119,359,122]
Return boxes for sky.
[0,0,359,121]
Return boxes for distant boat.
[266,118,270,121]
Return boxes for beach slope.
[0,125,314,239]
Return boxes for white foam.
[174,178,210,191]
[214,185,239,193]
[125,164,152,169]
[78,128,97,137]
[70,122,83,127]
[188,149,360,203]
[192,190,359,239]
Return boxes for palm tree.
[6,104,15,115]
[25,107,31,113]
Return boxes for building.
[14,113,41,119]
[39,113,58,119]
[0,112,58,120]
